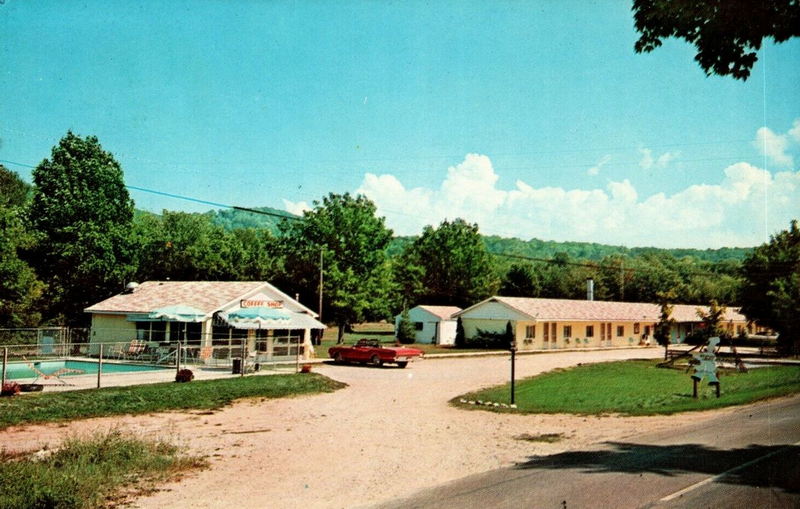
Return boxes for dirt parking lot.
[3,348,731,508]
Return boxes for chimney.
[586,278,594,301]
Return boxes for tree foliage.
[401,219,496,308]
[28,132,135,324]
[633,0,800,80]
[278,193,395,341]
[695,300,729,342]
[500,263,540,297]
[740,220,800,353]
[0,168,43,327]
[395,308,416,344]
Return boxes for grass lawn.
[453,360,800,416]
[0,430,206,509]
[0,373,346,429]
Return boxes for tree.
[633,0,800,80]
[395,308,416,344]
[279,193,395,342]
[500,263,540,297]
[696,300,728,342]
[505,320,514,349]
[454,316,466,348]
[401,219,496,308]
[0,165,31,208]
[28,132,135,324]
[0,168,43,328]
[740,220,800,353]
[654,290,676,360]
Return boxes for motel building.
[455,296,750,350]
[84,281,325,363]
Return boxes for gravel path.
[3,348,729,508]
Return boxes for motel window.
[616,325,624,337]
[563,325,572,338]
[633,323,640,335]
[414,322,424,331]
[525,325,535,338]
[135,321,166,342]
[169,322,202,345]
[586,325,594,337]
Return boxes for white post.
[97,343,103,389]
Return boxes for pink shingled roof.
[84,281,268,315]
[418,305,462,320]
[487,296,746,323]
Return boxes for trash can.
[232,358,242,374]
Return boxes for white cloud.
[353,154,800,248]
[639,148,679,169]
[587,154,611,176]
[788,119,800,144]
[282,199,311,216]
[754,126,793,167]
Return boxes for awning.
[147,304,207,322]
[218,307,325,330]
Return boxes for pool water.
[3,360,168,380]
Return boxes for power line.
[125,185,301,221]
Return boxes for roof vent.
[124,282,139,294]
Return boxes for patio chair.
[123,339,148,360]
[23,357,85,386]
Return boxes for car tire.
[334,352,344,364]
[371,355,382,367]
[397,361,408,368]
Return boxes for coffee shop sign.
[240,299,283,309]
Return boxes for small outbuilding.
[394,305,462,345]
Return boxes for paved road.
[378,395,800,509]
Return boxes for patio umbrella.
[148,304,207,322]
[220,306,292,329]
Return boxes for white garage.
[395,305,462,345]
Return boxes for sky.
[1,1,798,249]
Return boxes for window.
[633,323,640,334]
[135,321,166,342]
[169,322,202,345]
[525,325,535,339]
[616,325,624,337]
[586,325,594,337]
[414,322,424,331]
[563,325,572,338]
[543,323,549,342]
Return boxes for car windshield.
[355,339,380,348]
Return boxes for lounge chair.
[123,339,148,360]
[23,357,85,386]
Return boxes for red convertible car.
[329,339,423,368]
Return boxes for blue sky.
[1,1,798,248]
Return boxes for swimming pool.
[3,360,169,380]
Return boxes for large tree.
[28,132,135,325]
[740,220,800,353]
[0,167,44,328]
[633,0,800,80]
[401,218,496,308]
[279,193,395,342]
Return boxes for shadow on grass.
[516,442,800,493]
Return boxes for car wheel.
[371,355,382,367]
[334,352,344,364]
[397,361,408,368]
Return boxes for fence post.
[97,343,103,389]
[241,338,246,377]
[2,347,7,388]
